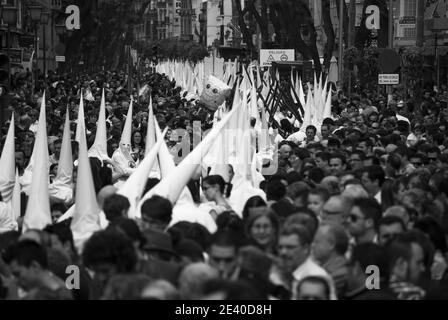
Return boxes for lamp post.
[29,4,43,94]
[55,23,66,76]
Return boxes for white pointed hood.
[12,169,21,222]
[145,95,156,155]
[55,109,73,185]
[138,99,240,207]
[120,97,134,149]
[71,103,101,253]
[75,92,85,143]
[88,88,110,161]
[118,128,168,219]
[0,114,15,201]
[23,92,52,232]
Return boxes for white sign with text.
[260,49,295,67]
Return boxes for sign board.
[55,55,66,62]
[378,74,399,85]
[260,49,295,67]
[399,16,416,26]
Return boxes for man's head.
[329,153,346,176]
[347,243,390,292]
[312,222,349,264]
[103,194,130,223]
[277,224,312,274]
[141,195,173,231]
[279,142,293,161]
[315,151,330,171]
[386,232,426,284]
[207,231,239,279]
[296,276,331,300]
[15,150,25,170]
[82,229,138,288]
[349,150,366,171]
[378,216,406,246]
[320,124,330,139]
[361,165,385,196]
[322,195,352,225]
[53,139,62,159]
[346,197,382,240]
[3,240,49,291]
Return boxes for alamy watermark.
[168,121,279,175]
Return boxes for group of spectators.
[1,65,448,300]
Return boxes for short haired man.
[271,224,336,299]
[361,165,385,204]
[82,229,138,295]
[312,222,349,298]
[386,232,426,299]
[103,194,130,224]
[345,243,395,300]
[207,231,240,280]
[3,240,73,299]
[296,275,331,300]
[329,153,347,176]
[322,195,352,225]
[140,195,173,231]
[346,198,382,245]
[378,216,406,246]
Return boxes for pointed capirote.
[301,86,312,132]
[120,96,134,149]
[23,92,52,232]
[145,95,156,155]
[154,119,175,178]
[323,85,333,120]
[88,88,109,161]
[54,109,73,185]
[0,114,15,201]
[118,128,168,219]
[75,92,85,143]
[70,103,101,252]
[138,98,240,207]
[298,76,306,108]
[12,169,21,222]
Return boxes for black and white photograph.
[0,0,447,305]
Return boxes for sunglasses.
[348,214,364,223]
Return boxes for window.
[404,27,416,38]
[404,0,417,16]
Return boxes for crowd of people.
[1,63,448,300]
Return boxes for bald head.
[383,205,410,226]
[178,262,219,299]
[312,222,349,263]
[322,195,352,225]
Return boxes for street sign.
[378,74,399,85]
[55,56,65,62]
[260,49,295,67]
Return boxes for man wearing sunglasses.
[346,198,382,246]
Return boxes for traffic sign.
[378,74,399,85]
[260,49,295,67]
[55,55,66,62]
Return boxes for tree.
[64,0,151,71]
[233,0,337,75]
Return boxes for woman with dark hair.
[201,175,233,220]
[244,207,279,255]
[131,130,145,162]
[241,196,267,221]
